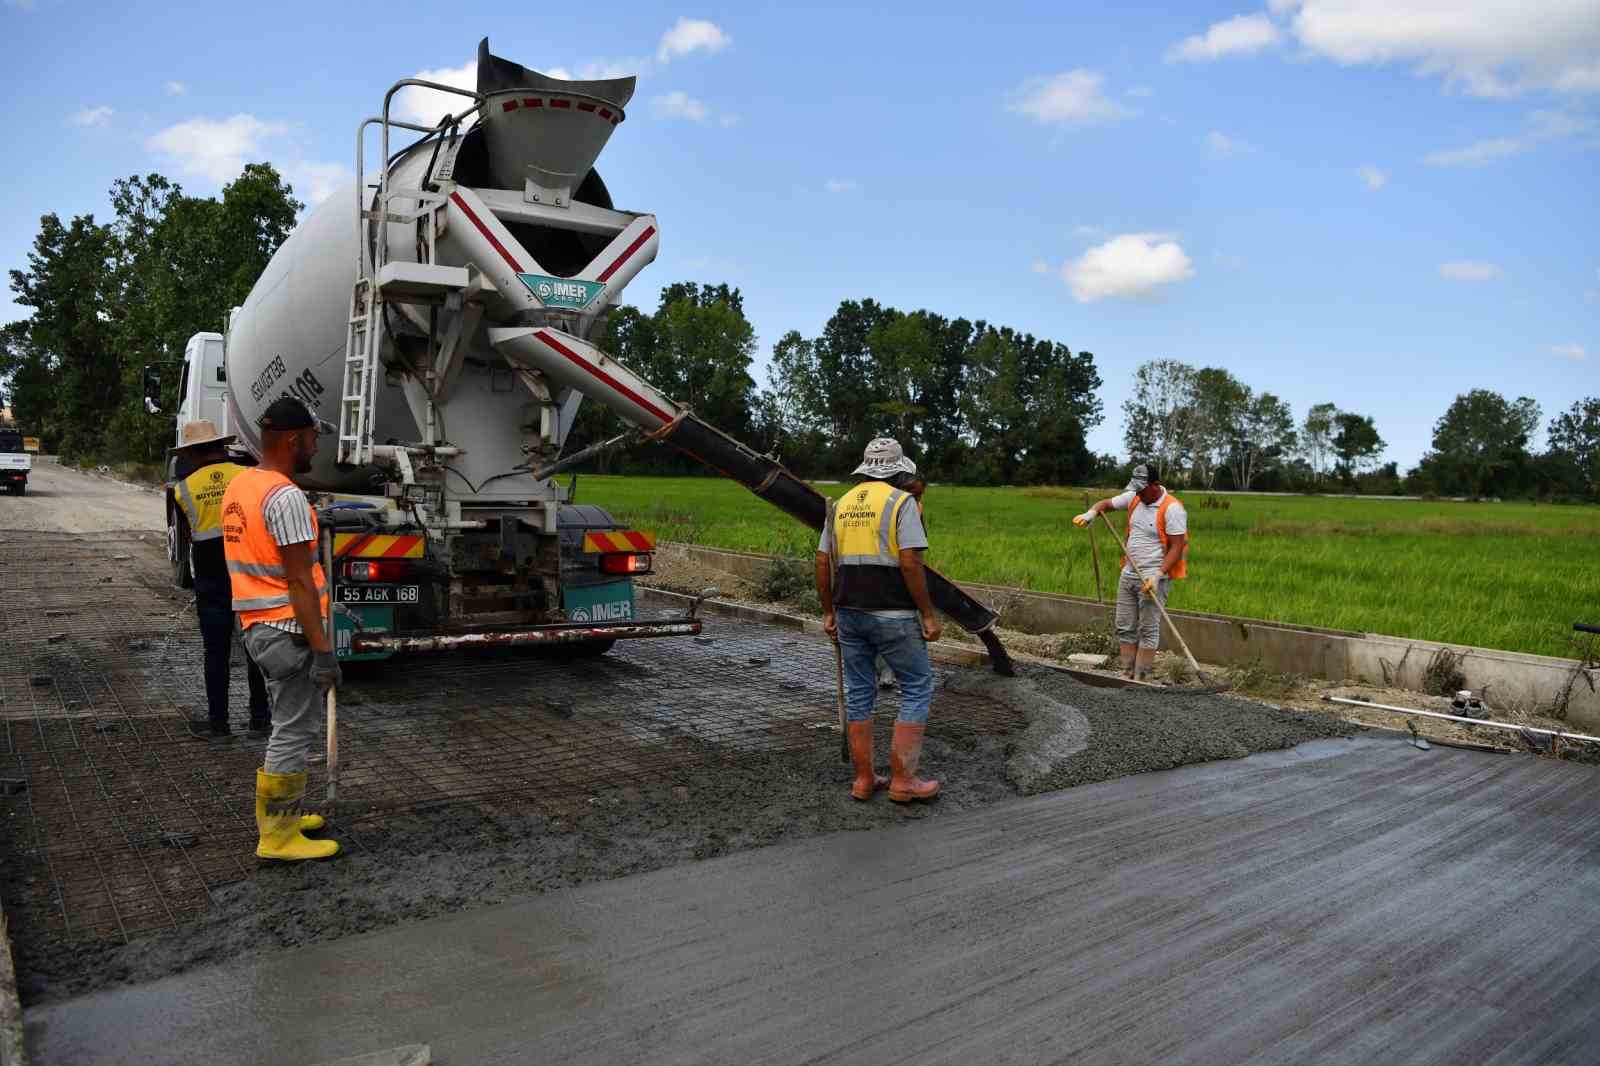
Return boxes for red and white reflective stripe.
[449,191,524,273]
[497,97,621,124]
[533,330,673,425]
[596,225,657,283]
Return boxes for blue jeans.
[836,609,932,724]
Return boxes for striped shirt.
[260,482,317,634]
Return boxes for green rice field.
[577,475,1600,659]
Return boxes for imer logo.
[569,600,633,622]
[517,273,605,311]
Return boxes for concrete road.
[0,457,164,533]
[28,738,1600,1065]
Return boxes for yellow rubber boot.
[255,769,340,861]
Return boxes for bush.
[757,557,813,604]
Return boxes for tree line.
[2,167,1595,502]
[1117,358,1596,501]
[3,166,302,464]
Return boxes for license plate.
[336,584,420,605]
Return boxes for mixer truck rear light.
[599,552,652,576]
[344,559,415,583]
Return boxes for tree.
[1231,392,1296,491]
[1545,397,1599,499]
[1122,359,1197,481]
[0,320,57,441]
[1188,367,1249,490]
[1300,402,1337,485]
[8,211,120,459]
[1331,412,1385,482]
[1422,390,1540,497]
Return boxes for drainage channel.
[0,531,1021,953]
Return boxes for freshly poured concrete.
[28,739,1600,1065]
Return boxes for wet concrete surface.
[3,526,1352,1010]
[27,738,1600,1065]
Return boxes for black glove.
[311,649,342,691]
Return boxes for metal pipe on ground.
[1321,696,1600,746]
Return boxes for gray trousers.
[242,624,321,774]
[1115,570,1169,651]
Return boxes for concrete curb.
[636,587,1151,691]
[658,542,1600,729]
[0,896,28,1066]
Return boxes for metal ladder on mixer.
[338,276,381,467]
[341,79,482,467]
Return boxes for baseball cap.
[259,397,335,435]
[852,437,918,478]
[1125,462,1161,493]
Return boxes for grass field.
[577,475,1600,658]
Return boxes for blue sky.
[4,0,1596,468]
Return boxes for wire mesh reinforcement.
[0,530,1021,948]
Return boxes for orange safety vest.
[221,468,328,629]
[1122,491,1189,580]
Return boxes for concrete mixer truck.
[155,39,1014,672]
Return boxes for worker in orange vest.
[1074,462,1189,682]
[222,397,340,862]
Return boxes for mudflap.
[562,578,637,624]
[335,605,395,662]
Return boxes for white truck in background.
[0,427,30,495]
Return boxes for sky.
[3,0,1597,469]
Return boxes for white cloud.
[394,61,479,126]
[1357,164,1388,189]
[165,81,187,96]
[1030,260,1051,274]
[1426,108,1591,165]
[1011,70,1132,125]
[147,113,345,205]
[148,114,289,183]
[1063,233,1195,302]
[657,18,731,64]
[285,162,352,206]
[651,91,708,121]
[1167,14,1282,62]
[1550,342,1587,361]
[71,106,113,127]
[1276,0,1600,97]
[824,179,857,194]
[1438,260,1504,282]
[1207,130,1238,156]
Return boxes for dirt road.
[0,457,164,534]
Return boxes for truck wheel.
[169,516,194,589]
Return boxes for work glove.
[311,649,342,691]
[1141,575,1163,598]
[1072,510,1096,528]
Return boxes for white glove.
[1072,510,1096,528]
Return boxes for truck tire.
[169,515,194,589]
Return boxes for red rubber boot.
[888,721,940,803]
[848,721,888,800]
